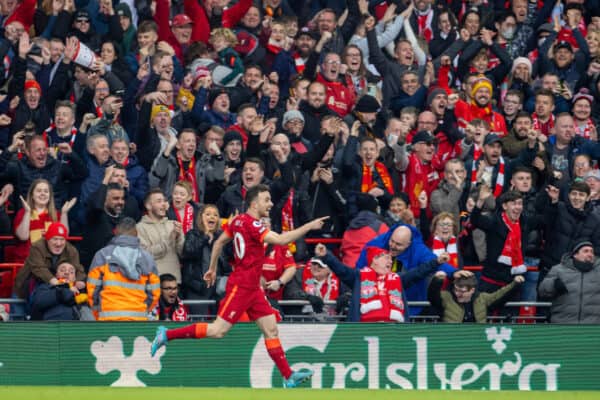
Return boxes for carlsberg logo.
[249,325,560,390]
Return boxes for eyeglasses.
[453,285,473,293]
[161,286,178,291]
[418,120,436,126]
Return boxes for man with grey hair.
[78,134,112,224]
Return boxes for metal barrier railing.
[1,298,552,323]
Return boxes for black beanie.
[223,130,243,147]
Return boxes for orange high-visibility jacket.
[87,235,160,321]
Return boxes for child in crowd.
[209,28,245,86]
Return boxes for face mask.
[538,37,547,47]
[502,27,515,40]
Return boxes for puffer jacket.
[538,255,600,323]
[87,235,160,320]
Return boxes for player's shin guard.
[265,337,292,379]
[166,323,208,340]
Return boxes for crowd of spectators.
[1,0,600,324]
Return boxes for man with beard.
[137,188,185,282]
[150,128,224,203]
[454,75,507,136]
[109,138,149,206]
[343,95,384,140]
[501,113,550,188]
[272,27,317,98]
[79,180,138,269]
[463,131,539,208]
[299,82,336,144]
[137,102,178,171]
[217,157,291,217]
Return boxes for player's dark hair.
[246,184,270,207]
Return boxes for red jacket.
[403,153,440,217]
[454,99,507,136]
[185,0,252,44]
[341,213,388,267]
[316,73,356,117]
[431,131,462,172]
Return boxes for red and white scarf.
[498,211,526,275]
[432,236,459,268]
[177,155,199,202]
[416,9,434,42]
[281,189,296,253]
[470,155,505,197]
[173,203,194,234]
[361,162,395,195]
[359,267,405,322]
[532,112,555,137]
[43,124,78,148]
[574,119,595,140]
[293,52,305,75]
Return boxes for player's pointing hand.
[307,216,330,231]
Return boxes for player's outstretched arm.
[204,232,233,287]
[264,216,330,246]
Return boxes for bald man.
[357,223,457,315]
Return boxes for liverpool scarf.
[177,155,199,202]
[470,156,504,197]
[361,162,395,195]
[432,236,459,268]
[497,211,526,275]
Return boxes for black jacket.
[298,100,336,144]
[471,206,540,285]
[181,229,228,298]
[540,201,600,273]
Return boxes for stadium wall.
[0,323,597,390]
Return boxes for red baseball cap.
[172,14,194,27]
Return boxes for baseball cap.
[411,131,437,145]
[484,133,502,146]
[172,14,194,27]
[309,258,328,268]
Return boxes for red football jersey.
[224,213,270,289]
[262,245,296,300]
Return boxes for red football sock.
[166,323,208,340]
[265,338,292,379]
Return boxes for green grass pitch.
[1,387,599,400]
